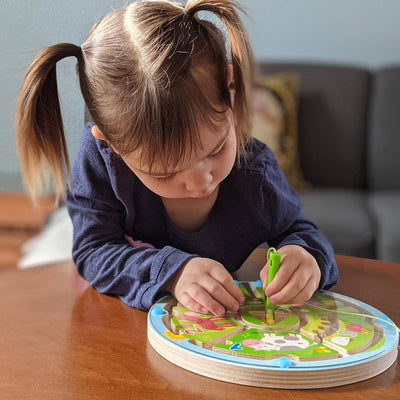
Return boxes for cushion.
[368,67,400,190]
[251,73,308,190]
[257,63,371,188]
[369,192,400,263]
[300,189,375,258]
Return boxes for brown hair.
[16,0,254,200]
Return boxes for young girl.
[16,0,338,316]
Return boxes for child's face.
[121,110,237,199]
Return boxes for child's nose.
[184,166,213,193]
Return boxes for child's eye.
[156,174,176,183]
[210,144,226,158]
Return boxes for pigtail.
[16,43,82,201]
[185,0,255,149]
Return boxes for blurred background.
[1,0,399,268]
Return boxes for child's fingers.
[171,257,245,316]
[259,265,268,289]
[269,266,316,305]
[267,263,306,304]
[263,264,294,298]
[185,282,227,316]
[179,291,209,314]
[285,276,318,306]
[209,267,245,305]
[200,274,241,313]
[264,249,305,296]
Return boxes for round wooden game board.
[147,283,399,389]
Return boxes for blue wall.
[1,0,400,190]
[245,0,400,67]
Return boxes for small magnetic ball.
[277,357,292,369]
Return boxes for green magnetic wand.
[265,247,281,325]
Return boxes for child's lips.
[195,187,214,198]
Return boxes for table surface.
[1,256,399,400]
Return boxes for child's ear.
[227,64,233,86]
[227,64,234,105]
[91,125,107,141]
[91,125,120,154]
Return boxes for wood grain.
[0,256,399,399]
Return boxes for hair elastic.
[182,7,192,22]
[75,45,83,60]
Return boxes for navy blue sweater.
[66,123,338,310]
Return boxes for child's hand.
[260,245,321,306]
[165,257,245,316]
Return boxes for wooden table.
[0,256,399,399]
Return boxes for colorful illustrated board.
[147,282,399,389]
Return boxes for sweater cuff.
[277,239,338,291]
[137,246,197,310]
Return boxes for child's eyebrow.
[140,125,230,177]
[207,125,230,155]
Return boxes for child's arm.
[66,190,195,310]
[260,214,337,307]
[67,189,244,314]
[256,144,338,305]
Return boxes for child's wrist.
[162,257,194,293]
[163,274,177,293]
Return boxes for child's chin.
[194,190,213,199]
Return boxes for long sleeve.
[66,125,195,310]
[66,192,195,310]
[268,214,338,290]
[257,143,338,290]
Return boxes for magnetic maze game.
[147,281,399,388]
